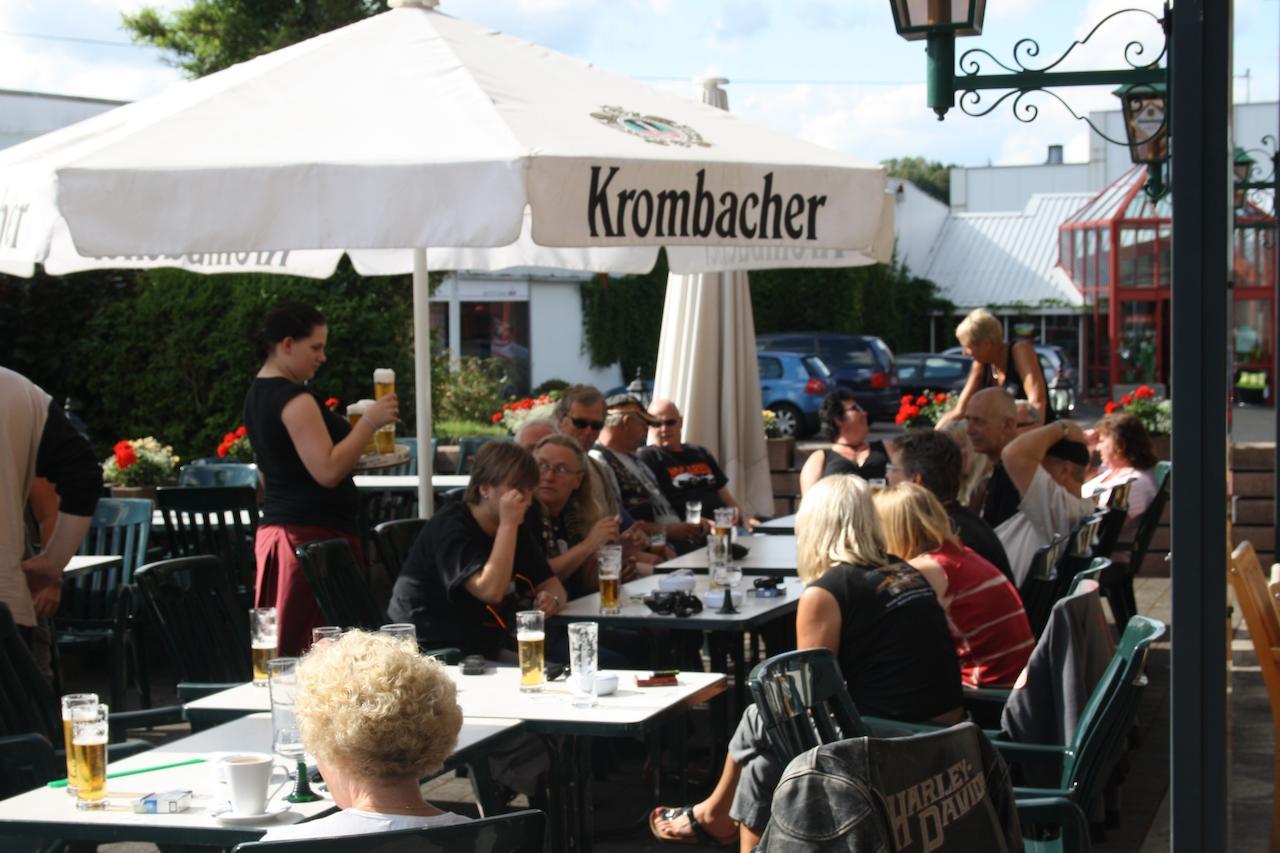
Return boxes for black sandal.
[649,805,736,847]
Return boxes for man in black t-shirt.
[889,429,1015,583]
[637,399,759,527]
[387,442,566,660]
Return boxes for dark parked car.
[756,332,899,420]
[895,353,972,396]
[941,343,1077,415]
[757,350,831,437]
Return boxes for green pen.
[47,757,206,789]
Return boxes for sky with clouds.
[0,0,1274,167]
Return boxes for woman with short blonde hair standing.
[938,308,1053,427]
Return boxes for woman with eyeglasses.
[799,389,888,496]
[531,434,620,597]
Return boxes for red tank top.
[931,539,1035,688]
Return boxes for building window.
[460,301,531,396]
[1234,299,1272,369]
[1098,227,1111,288]
[1119,301,1157,384]
[1118,228,1156,287]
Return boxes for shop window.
[1234,299,1273,369]
[1118,228,1156,287]
[429,302,449,351]
[1098,227,1111,288]
[1119,302,1157,383]
[460,301,531,396]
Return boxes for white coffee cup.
[220,753,274,816]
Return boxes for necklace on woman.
[835,439,868,451]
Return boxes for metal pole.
[412,248,435,518]
[1169,0,1231,849]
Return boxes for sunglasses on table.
[568,417,605,431]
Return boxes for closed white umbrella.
[0,0,893,514]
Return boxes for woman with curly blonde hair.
[650,475,961,850]
[260,631,468,841]
[937,307,1053,427]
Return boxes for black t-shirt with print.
[637,444,728,518]
[387,501,552,659]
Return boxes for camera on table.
[752,576,785,597]
[642,590,703,618]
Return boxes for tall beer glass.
[373,368,396,454]
[597,545,622,615]
[60,693,98,796]
[72,703,109,810]
[516,610,545,693]
[250,607,278,686]
[346,401,376,456]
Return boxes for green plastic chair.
[294,539,386,631]
[1018,533,1069,639]
[1067,558,1111,597]
[372,518,427,582]
[55,498,154,710]
[456,435,511,474]
[178,463,259,488]
[156,486,260,606]
[1104,461,1171,627]
[231,809,546,852]
[747,648,869,763]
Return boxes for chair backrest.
[79,498,152,582]
[1268,579,1280,631]
[178,463,259,488]
[402,436,419,476]
[231,809,546,852]
[1067,557,1110,596]
[1231,541,1280,676]
[372,518,427,583]
[1092,506,1129,561]
[134,556,253,684]
[457,435,510,474]
[1124,461,1170,570]
[1103,479,1131,512]
[748,648,868,764]
[0,603,60,744]
[156,486,260,604]
[1067,512,1103,558]
[294,539,386,630]
[1017,533,1068,638]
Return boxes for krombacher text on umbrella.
[587,166,828,241]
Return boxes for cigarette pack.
[132,789,192,813]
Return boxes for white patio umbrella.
[0,0,893,514]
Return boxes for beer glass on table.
[648,527,667,557]
[72,703,109,810]
[516,610,545,693]
[311,626,343,647]
[708,532,738,588]
[684,501,702,525]
[567,622,599,708]
[250,607,278,686]
[713,507,735,544]
[60,693,98,797]
[373,368,396,454]
[597,545,623,615]
[269,656,319,802]
[379,623,417,647]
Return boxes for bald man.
[637,398,758,528]
[966,388,1023,528]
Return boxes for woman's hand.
[365,393,399,429]
[497,488,532,527]
[586,515,620,551]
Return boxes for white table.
[185,670,724,853]
[0,713,523,847]
[65,555,123,580]
[756,513,796,535]
[657,534,799,576]
[353,474,470,492]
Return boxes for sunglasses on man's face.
[568,417,605,431]
[652,418,679,427]
[841,405,864,417]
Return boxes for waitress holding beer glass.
[244,302,397,656]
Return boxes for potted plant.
[1104,385,1172,458]
[894,392,957,428]
[216,426,255,461]
[490,391,561,435]
[102,437,180,500]
[763,409,795,471]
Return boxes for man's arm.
[462,491,529,604]
[1001,421,1074,495]
[24,402,102,593]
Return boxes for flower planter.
[766,437,795,471]
[109,485,158,502]
[1150,435,1170,461]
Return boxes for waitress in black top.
[244,302,397,656]
[938,307,1054,428]
[799,389,889,496]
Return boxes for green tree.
[123,0,388,78]
[881,156,954,205]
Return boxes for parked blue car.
[758,350,832,437]
[756,332,899,421]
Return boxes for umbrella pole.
[412,248,434,518]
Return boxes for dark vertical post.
[1170,0,1231,850]
[926,32,955,120]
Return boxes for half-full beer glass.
[72,703,109,810]
[250,607,278,686]
[373,368,396,454]
[516,610,545,693]
[346,401,376,455]
[60,693,98,796]
[597,545,622,615]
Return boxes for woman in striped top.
[874,482,1034,688]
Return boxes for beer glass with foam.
[250,607,278,686]
[373,368,396,454]
[516,610,545,693]
[597,545,623,615]
[72,703,109,810]
[347,401,376,456]
[60,693,98,796]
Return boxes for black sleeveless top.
[820,441,889,482]
[243,377,359,534]
[982,344,1056,423]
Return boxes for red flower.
[1134,385,1155,400]
[324,397,340,410]
[223,432,237,444]
[1120,394,1133,406]
[1104,401,1119,414]
[235,425,247,437]
[113,440,137,469]
[901,395,914,405]
[491,412,503,423]
[895,411,908,425]
[903,405,920,419]
[217,444,229,458]
[933,393,948,404]
[916,396,928,406]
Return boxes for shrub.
[432,419,509,443]
[435,356,508,423]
